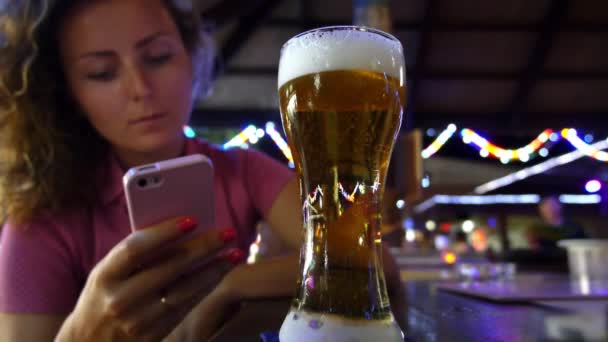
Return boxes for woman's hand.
[164,267,244,342]
[168,254,301,342]
[55,217,242,342]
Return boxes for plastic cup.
[558,239,608,281]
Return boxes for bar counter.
[211,279,608,341]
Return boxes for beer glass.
[278,26,406,341]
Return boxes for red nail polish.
[219,228,237,243]
[223,248,245,264]
[177,217,197,232]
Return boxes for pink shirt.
[0,138,294,314]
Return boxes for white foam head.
[278,26,406,88]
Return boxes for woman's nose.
[126,64,152,102]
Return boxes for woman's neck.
[114,135,186,169]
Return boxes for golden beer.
[278,27,405,341]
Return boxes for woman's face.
[59,0,194,161]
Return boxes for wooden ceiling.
[192,0,608,134]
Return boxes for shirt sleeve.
[241,149,295,218]
[0,218,82,314]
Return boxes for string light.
[475,139,608,194]
[460,128,553,163]
[223,125,258,149]
[561,128,608,162]
[213,124,607,169]
[265,122,294,163]
[414,194,601,213]
[421,124,457,159]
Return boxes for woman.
[0,0,404,340]
[0,0,301,340]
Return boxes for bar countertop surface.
[211,278,608,341]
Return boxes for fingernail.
[219,228,237,243]
[223,248,245,264]
[177,217,197,232]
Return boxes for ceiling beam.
[413,110,607,133]
[407,0,438,130]
[191,108,608,133]
[264,19,608,33]
[201,0,259,28]
[502,0,570,128]
[191,108,280,128]
[219,0,284,69]
[224,66,608,81]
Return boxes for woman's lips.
[129,112,166,125]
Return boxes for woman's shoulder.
[2,207,89,239]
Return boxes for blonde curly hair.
[0,0,215,224]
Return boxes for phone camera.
[137,178,148,188]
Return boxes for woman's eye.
[145,53,172,65]
[85,70,116,81]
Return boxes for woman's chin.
[121,132,185,159]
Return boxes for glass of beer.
[278,26,406,341]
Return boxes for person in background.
[0,1,404,340]
[526,195,587,250]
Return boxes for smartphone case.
[123,154,215,234]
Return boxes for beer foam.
[279,308,404,342]
[278,27,405,88]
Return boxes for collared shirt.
[0,138,294,314]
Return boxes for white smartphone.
[123,154,215,236]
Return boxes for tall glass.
[278,26,406,341]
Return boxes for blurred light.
[265,123,294,163]
[426,128,437,137]
[396,199,405,209]
[471,230,488,252]
[405,229,416,242]
[585,180,602,193]
[462,220,475,233]
[247,234,262,264]
[183,125,196,138]
[421,124,457,159]
[403,218,414,229]
[584,134,594,143]
[539,147,549,157]
[443,252,457,265]
[487,217,497,228]
[425,220,437,231]
[224,125,257,149]
[434,235,449,250]
[414,194,545,213]
[480,149,489,158]
[562,129,608,162]
[439,222,452,233]
[475,139,608,194]
[256,128,266,138]
[248,135,259,144]
[288,161,295,168]
[461,128,552,162]
[421,175,431,188]
[549,133,559,142]
[560,194,601,204]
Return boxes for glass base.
[279,308,404,342]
